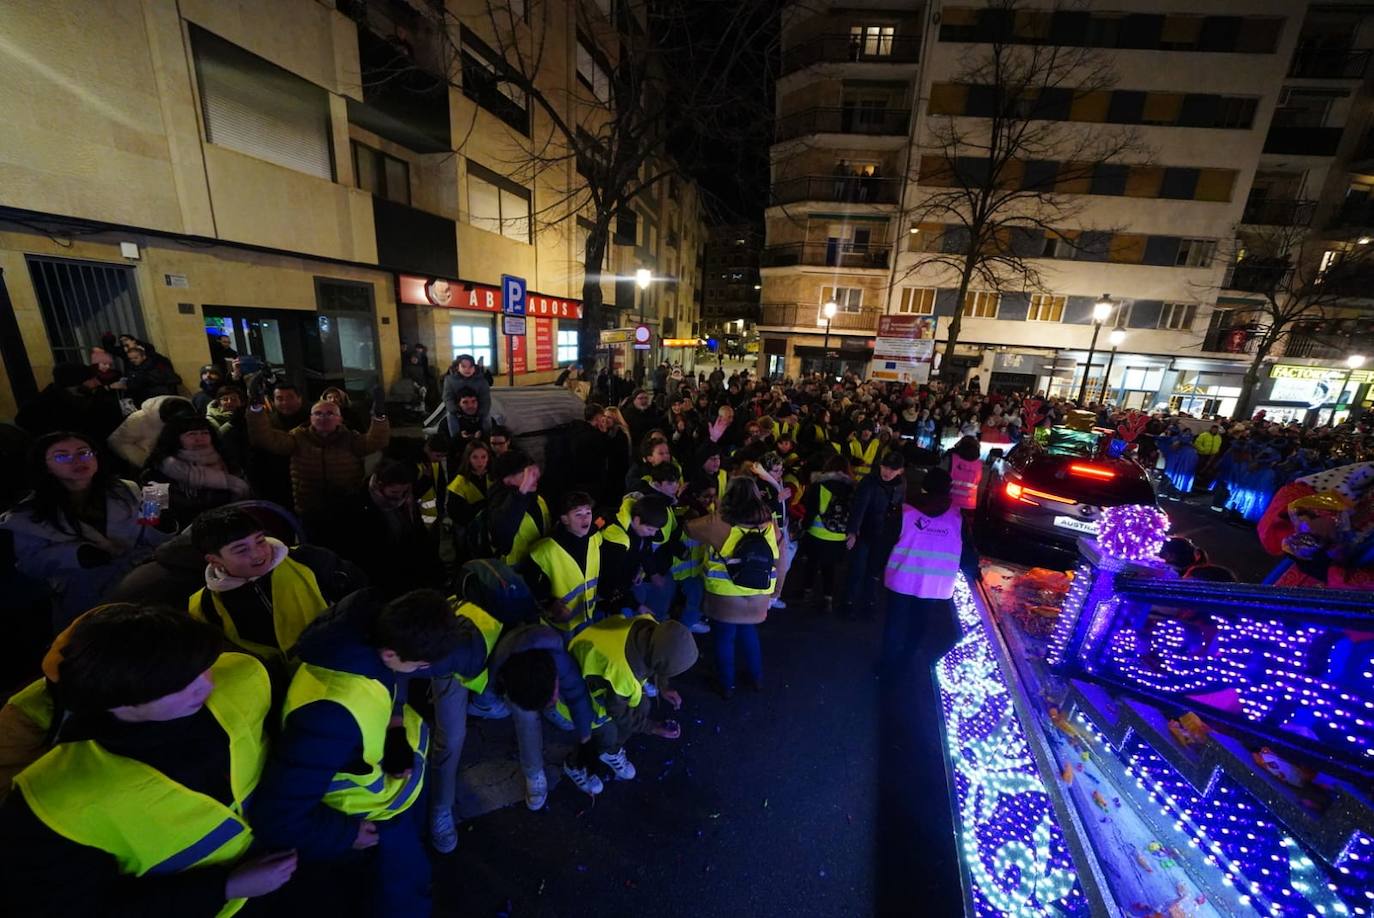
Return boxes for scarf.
[177,444,227,472]
[205,537,289,592]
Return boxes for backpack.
[819,484,851,534]
[726,529,775,590]
[457,558,539,624]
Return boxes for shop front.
[1253,362,1374,425]
[396,274,581,384]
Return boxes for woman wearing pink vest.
[879,468,963,674]
[946,435,983,511]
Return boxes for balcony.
[1241,198,1317,226]
[340,0,451,153]
[372,196,457,278]
[1284,333,1346,360]
[760,241,892,270]
[760,303,880,332]
[774,107,910,143]
[771,174,902,206]
[781,33,921,74]
[1288,48,1371,79]
[1263,126,1343,157]
[1225,258,1291,294]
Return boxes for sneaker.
[689,621,711,634]
[429,807,458,854]
[599,747,637,781]
[468,696,510,720]
[643,681,659,698]
[770,597,787,610]
[525,770,548,811]
[562,763,604,796]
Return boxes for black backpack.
[819,484,851,534]
[726,528,775,590]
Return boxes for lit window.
[557,328,579,363]
[849,25,895,56]
[898,287,936,315]
[1027,294,1065,322]
[451,322,494,370]
[820,286,864,312]
[962,291,1000,318]
[1158,303,1197,330]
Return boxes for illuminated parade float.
[937,506,1374,917]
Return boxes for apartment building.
[763,1,1374,421]
[0,0,705,419]
[702,224,763,339]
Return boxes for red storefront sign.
[511,327,528,374]
[533,319,555,371]
[398,275,582,318]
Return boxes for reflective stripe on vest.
[672,535,704,579]
[529,531,600,634]
[281,663,429,820]
[848,438,880,475]
[504,495,551,565]
[15,653,271,917]
[807,484,847,542]
[454,601,503,694]
[568,614,654,710]
[418,461,443,527]
[189,555,329,664]
[950,456,982,510]
[704,524,778,597]
[884,505,962,600]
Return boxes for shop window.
[962,291,1000,318]
[467,162,531,242]
[450,320,495,369]
[898,287,936,315]
[1159,303,1197,330]
[351,141,410,205]
[1175,238,1216,267]
[1027,294,1065,322]
[556,328,579,363]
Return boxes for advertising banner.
[534,319,555,371]
[869,315,938,383]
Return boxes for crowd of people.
[1,331,1372,915]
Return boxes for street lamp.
[634,269,652,382]
[1335,353,1367,424]
[1103,329,1126,406]
[821,299,838,379]
[1078,293,1114,404]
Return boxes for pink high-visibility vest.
[949,455,982,509]
[884,503,963,600]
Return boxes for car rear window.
[1020,458,1155,505]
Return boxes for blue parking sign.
[501,274,526,316]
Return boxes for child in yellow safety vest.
[521,491,603,636]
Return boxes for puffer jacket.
[245,408,390,514]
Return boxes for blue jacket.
[249,589,486,859]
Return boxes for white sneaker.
[430,807,458,854]
[770,597,787,609]
[525,770,548,811]
[689,621,711,634]
[643,681,659,698]
[562,762,604,795]
[599,747,637,781]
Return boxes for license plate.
[1053,515,1098,534]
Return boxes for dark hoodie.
[249,589,486,859]
[486,623,595,739]
[591,619,698,721]
[848,469,905,542]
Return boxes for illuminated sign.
[1270,363,1374,384]
[399,275,582,318]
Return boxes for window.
[576,39,611,102]
[451,320,494,369]
[1122,367,1165,391]
[461,30,529,134]
[1215,96,1257,129]
[27,256,147,366]
[190,26,333,180]
[1273,87,1341,128]
[1110,303,1131,328]
[1027,294,1065,322]
[820,286,864,312]
[1175,238,1216,267]
[467,162,531,242]
[557,327,579,363]
[351,141,410,205]
[1158,303,1197,330]
[850,25,896,56]
[1319,249,1343,274]
[962,291,1000,318]
[1041,233,1073,258]
[898,287,936,315]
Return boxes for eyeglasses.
[50,449,96,463]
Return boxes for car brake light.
[1069,463,1116,479]
[1005,482,1023,499]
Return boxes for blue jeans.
[841,538,886,616]
[632,576,675,620]
[713,621,762,689]
[374,783,432,916]
[676,576,704,628]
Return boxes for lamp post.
[1103,329,1126,406]
[1334,353,1366,425]
[635,268,651,382]
[1077,294,1114,405]
[821,299,838,379]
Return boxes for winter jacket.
[245,408,390,515]
[249,589,486,859]
[443,370,491,431]
[107,395,194,469]
[0,480,171,627]
[486,623,595,739]
[848,470,905,543]
[124,358,182,407]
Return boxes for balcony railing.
[1241,198,1317,226]
[775,106,910,143]
[1284,334,1346,360]
[781,33,921,73]
[1226,258,1291,294]
[1263,126,1342,157]
[372,196,458,278]
[760,303,880,331]
[771,174,901,206]
[1288,48,1372,79]
[760,241,892,270]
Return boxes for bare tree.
[899,0,1144,375]
[1221,224,1374,419]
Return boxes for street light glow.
[1108,329,1126,347]
[1092,294,1113,323]
[635,268,652,289]
[823,300,838,319]
[1347,354,1367,369]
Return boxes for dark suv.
[979,429,1157,551]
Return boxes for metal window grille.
[26,256,147,365]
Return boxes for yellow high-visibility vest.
[505,495,551,565]
[528,531,601,634]
[453,600,503,694]
[703,524,778,597]
[189,555,328,664]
